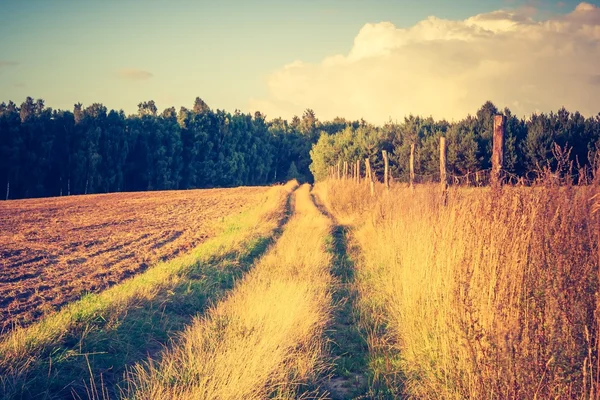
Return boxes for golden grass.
[126,184,333,400]
[316,180,599,399]
[0,181,297,397]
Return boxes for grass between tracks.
[127,184,334,400]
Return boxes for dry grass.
[0,187,270,332]
[127,184,333,400]
[316,180,599,399]
[0,182,296,399]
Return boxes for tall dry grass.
[316,180,599,399]
[126,184,333,400]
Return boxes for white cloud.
[250,2,600,123]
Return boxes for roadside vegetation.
[316,179,598,398]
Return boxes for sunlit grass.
[316,180,598,398]
[126,184,333,400]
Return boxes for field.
[0,187,268,333]
[1,180,598,399]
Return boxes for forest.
[1,97,600,200]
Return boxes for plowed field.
[0,187,268,333]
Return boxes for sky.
[1,0,599,122]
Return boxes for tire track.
[310,189,371,399]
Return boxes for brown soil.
[0,187,268,334]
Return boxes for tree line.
[310,101,600,184]
[2,98,600,200]
[0,97,337,200]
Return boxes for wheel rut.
[310,190,371,400]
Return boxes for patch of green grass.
[27,241,272,399]
[310,192,371,399]
[324,225,370,399]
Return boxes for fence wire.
[328,166,593,187]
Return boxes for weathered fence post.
[356,159,361,184]
[366,158,375,196]
[382,150,390,190]
[410,143,415,190]
[440,136,447,203]
[492,115,505,189]
[337,160,341,180]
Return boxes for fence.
[326,114,594,192]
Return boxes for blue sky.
[0,0,598,119]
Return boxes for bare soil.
[0,187,268,333]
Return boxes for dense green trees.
[310,102,600,184]
[0,97,319,200]
[2,97,600,200]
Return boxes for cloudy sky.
[0,0,599,122]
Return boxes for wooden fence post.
[366,158,374,196]
[492,115,505,189]
[410,143,415,190]
[382,150,390,190]
[440,137,447,187]
[337,160,341,180]
[440,136,447,203]
[344,161,349,180]
[356,159,361,184]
